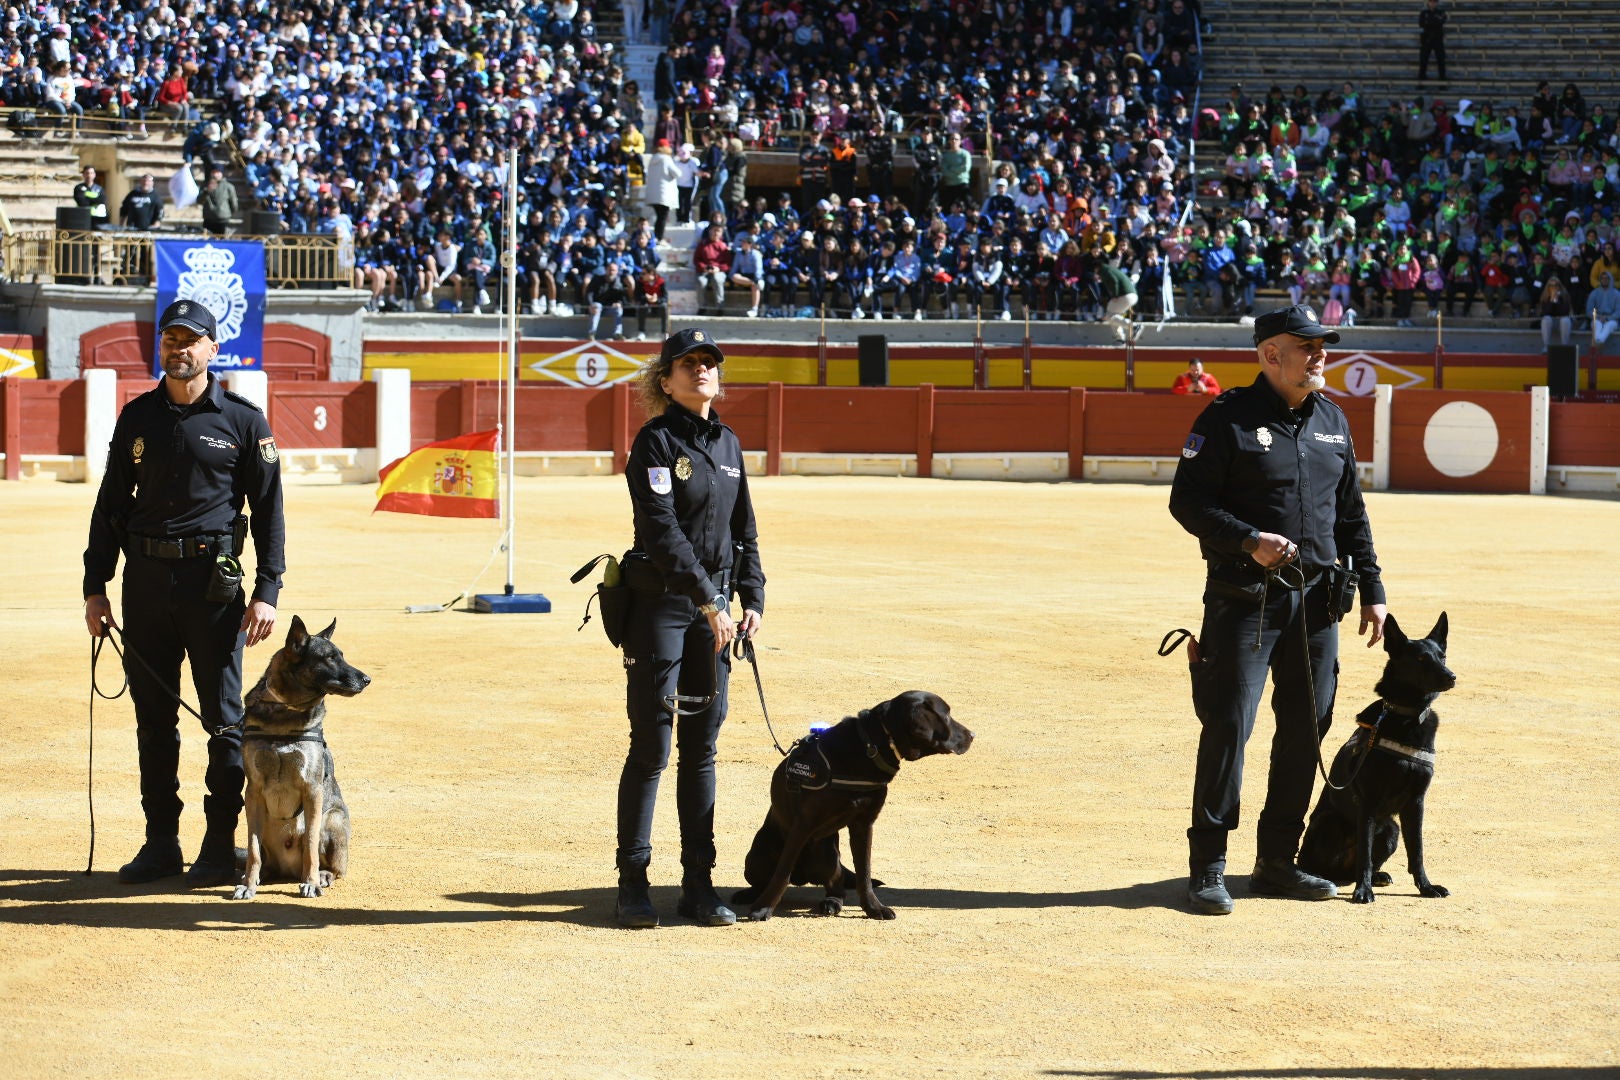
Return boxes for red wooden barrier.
[1549,401,1620,466]
[268,382,375,449]
[1390,390,1532,492]
[1,378,18,480]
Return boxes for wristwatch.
[1241,530,1261,554]
[697,593,727,615]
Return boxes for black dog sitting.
[1298,612,1455,904]
[733,691,973,921]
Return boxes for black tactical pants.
[616,588,731,873]
[120,550,246,840]
[1186,570,1339,872]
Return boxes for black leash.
[1266,562,1371,792]
[87,624,226,874]
[733,631,786,756]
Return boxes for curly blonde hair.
[632,354,725,418]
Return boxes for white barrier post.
[1372,382,1393,492]
[372,368,411,479]
[225,369,269,413]
[1529,385,1549,495]
[82,369,118,486]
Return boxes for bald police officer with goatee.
[1169,303,1387,915]
[83,299,285,889]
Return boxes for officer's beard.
[163,355,209,381]
[1300,374,1327,392]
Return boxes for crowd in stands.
[5,0,1620,336]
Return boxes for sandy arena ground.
[1,475,1616,1079]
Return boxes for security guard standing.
[83,299,285,887]
[615,327,765,928]
[1169,303,1387,915]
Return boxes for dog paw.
[318,871,335,887]
[231,884,257,901]
[1418,882,1450,898]
[748,906,774,922]
[863,904,897,920]
[1350,885,1376,904]
[1371,871,1393,887]
[816,896,844,917]
[298,882,324,898]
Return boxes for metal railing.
[1,228,350,288]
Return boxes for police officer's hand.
[737,608,763,640]
[84,594,118,638]
[706,608,736,653]
[1359,603,1387,648]
[242,599,277,648]
[1249,532,1299,568]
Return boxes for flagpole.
[504,151,519,595]
[470,142,551,614]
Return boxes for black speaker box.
[857,334,888,386]
[1547,343,1579,397]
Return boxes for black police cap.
[1252,303,1340,346]
[157,298,218,339]
[659,327,725,365]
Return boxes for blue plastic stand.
[471,591,552,614]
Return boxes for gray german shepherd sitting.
[232,616,370,900]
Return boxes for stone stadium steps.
[1200,0,1620,110]
[0,142,85,232]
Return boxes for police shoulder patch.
[258,436,278,463]
[1181,433,1204,459]
[648,466,672,494]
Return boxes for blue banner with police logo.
[153,240,265,376]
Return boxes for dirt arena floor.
[1,474,1616,1079]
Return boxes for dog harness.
[783,711,902,792]
[1354,703,1437,771]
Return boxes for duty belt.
[135,534,226,560]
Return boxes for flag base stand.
[471,590,552,614]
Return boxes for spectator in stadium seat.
[694,224,732,315]
[728,232,765,318]
[939,131,973,215]
[1540,276,1573,347]
[1172,357,1221,395]
[1586,271,1620,349]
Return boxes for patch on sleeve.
[258,436,278,463]
[1181,433,1205,459]
[648,466,672,494]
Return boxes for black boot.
[1187,862,1233,915]
[186,828,240,888]
[118,835,183,884]
[615,865,658,929]
[1251,857,1337,900]
[677,868,737,926]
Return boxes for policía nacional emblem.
[258,436,278,463]
[674,456,693,481]
[132,436,145,463]
[1256,427,1273,450]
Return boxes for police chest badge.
[131,436,145,464]
[258,436,278,463]
[648,466,672,494]
[1256,427,1273,451]
[674,456,693,481]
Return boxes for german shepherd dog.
[1298,612,1455,904]
[231,617,370,900]
[732,691,973,922]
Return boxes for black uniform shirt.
[121,188,163,230]
[626,402,765,613]
[1169,374,1385,605]
[83,375,286,605]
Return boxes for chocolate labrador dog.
[733,690,973,921]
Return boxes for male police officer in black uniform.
[615,327,765,928]
[83,299,285,887]
[1169,303,1387,915]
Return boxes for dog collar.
[242,726,326,745]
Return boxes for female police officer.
[614,327,765,928]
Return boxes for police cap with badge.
[1252,303,1340,346]
[158,298,218,339]
[660,327,725,366]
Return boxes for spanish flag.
[374,430,501,519]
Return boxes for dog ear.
[317,618,337,640]
[286,615,309,650]
[1428,611,1447,649]
[1382,612,1405,652]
